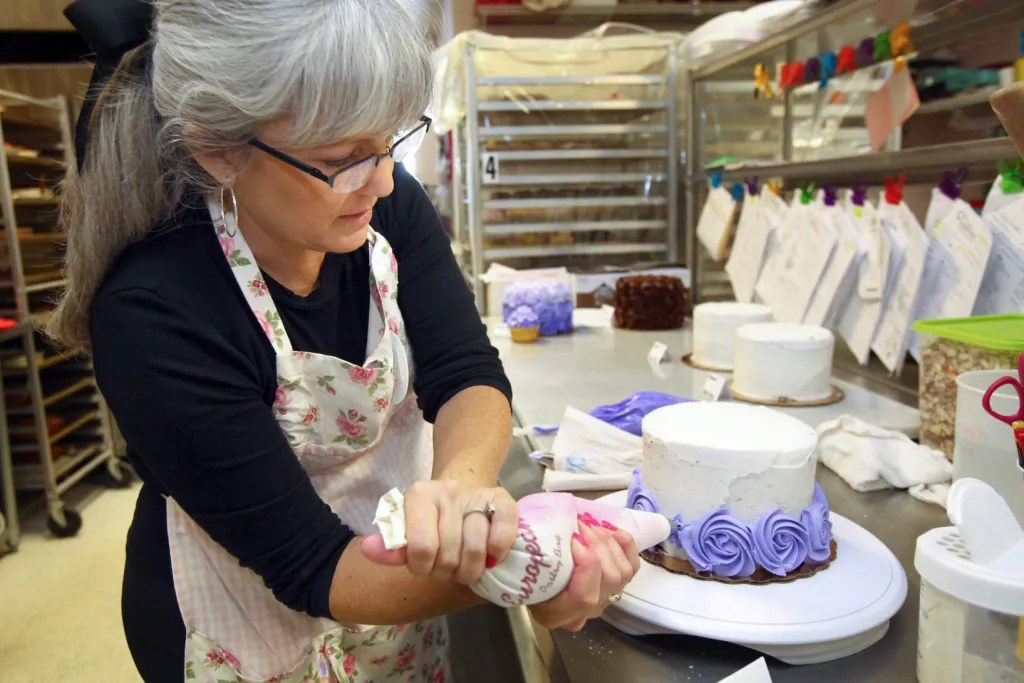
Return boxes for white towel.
[817,415,952,506]
[541,407,642,492]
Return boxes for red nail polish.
[600,520,618,531]
[572,532,588,548]
[485,555,497,569]
[580,512,599,527]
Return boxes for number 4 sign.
[482,154,500,184]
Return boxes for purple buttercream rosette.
[502,281,573,336]
[801,484,833,563]
[626,469,660,515]
[506,305,539,329]
[751,510,812,576]
[680,509,757,578]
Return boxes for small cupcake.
[507,305,541,344]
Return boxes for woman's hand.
[528,518,641,632]
[363,480,519,586]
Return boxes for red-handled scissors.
[982,354,1024,427]
[982,354,1024,474]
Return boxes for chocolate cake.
[613,275,689,330]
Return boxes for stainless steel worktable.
[490,321,947,683]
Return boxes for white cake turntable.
[597,490,908,665]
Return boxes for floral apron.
[163,201,450,682]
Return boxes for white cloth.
[816,415,952,506]
[541,407,642,492]
[165,201,447,682]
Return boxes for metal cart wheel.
[46,504,82,539]
[104,457,135,489]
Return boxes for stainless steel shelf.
[692,0,879,80]
[484,242,669,259]
[486,172,667,186]
[915,87,1001,116]
[485,196,668,210]
[484,149,666,162]
[477,75,666,87]
[706,137,1018,184]
[477,100,667,112]
[476,2,754,23]
[485,219,668,235]
[479,123,667,139]
[24,278,66,294]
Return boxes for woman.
[54,1,641,682]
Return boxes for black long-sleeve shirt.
[91,164,511,622]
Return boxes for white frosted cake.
[628,402,835,583]
[732,323,835,403]
[690,302,773,370]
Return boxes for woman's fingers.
[611,527,642,580]
[404,482,441,577]
[456,495,492,585]
[431,485,465,580]
[485,489,519,565]
[564,533,602,614]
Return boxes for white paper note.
[838,199,881,364]
[983,174,1024,218]
[767,204,838,324]
[859,206,887,300]
[697,187,739,262]
[974,201,1024,315]
[804,202,863,327]
[702,374,727,402]
[726,189,773,303]
[909,197,994,362]
[754,195,803,311]
[719,657,774,683]
[872,202,929,374]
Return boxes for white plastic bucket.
[954,370,1024,526]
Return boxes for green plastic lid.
[912,314,1024,352]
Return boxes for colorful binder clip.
[851,184,869,207]
[884,175,907,205]
[780,62,805,89]
[999,159,1024,194]
[820,52,838,89]
[874,31,893,62]
[856,37,876,68]
[754,63,774,99]
[822,185,839,207]
[939,168,969,200]
[803,57,822,86]
[799,183,817,205]
[731,183,745,202]
[837,45,857,75]
[766,179,784,196]
[710,171,724,189]
[891,21,915,58]
[745,177,760,197]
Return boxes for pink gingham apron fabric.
[163,202,449,682]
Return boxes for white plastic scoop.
[371,489,671,606]
[947,478,1024,574]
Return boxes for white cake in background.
[732,323,835,402]
[690,302,773,370]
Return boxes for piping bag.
[370,489,670,606]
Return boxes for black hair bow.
[64,0,154,169]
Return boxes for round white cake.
[641,402,818,529]
[629,402,833,583]
[732,323,835,403]
[690,302,774,370]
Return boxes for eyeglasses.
[248,116,432,194]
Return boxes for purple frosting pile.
[506,305,540,329]
[502,281,573,336]
[627,469,832,578]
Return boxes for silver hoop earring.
[219,185,239,220]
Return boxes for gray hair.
[48,0,436,349]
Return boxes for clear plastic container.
[912,315,1024,458]
[916,528,1024,683]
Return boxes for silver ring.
[608,593,622,604]
[464,501,496,521]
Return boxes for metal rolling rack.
[0,88,129,545]
[452,35,680,311]
[683,0,1024,305]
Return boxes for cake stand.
[596,490,907,665]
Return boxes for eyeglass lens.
[330,123,429,194]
